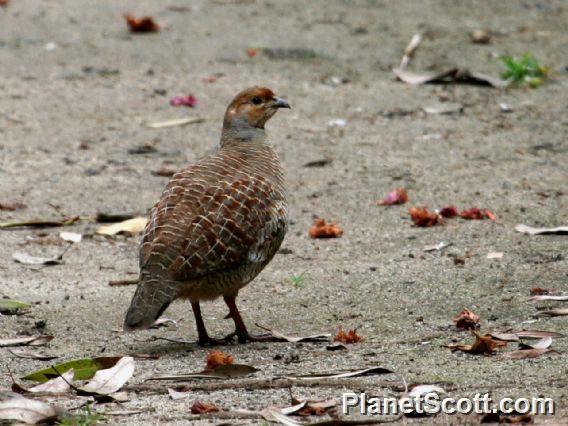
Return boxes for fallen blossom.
[205,350,234,370]
[453,309,480,330]
[408,207,442,227]
[308,218,343,238]
[438,205,458,218]
[191,401,219,414]
[124,14,160,33]
[170,95,198,108]
[246,48,260,57]
[530,287,556,296]
[445,332,507,355]
[334,327,363,344]
[459,208,496,220]
[378,188,408,206]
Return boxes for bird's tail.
[123,272,180,331]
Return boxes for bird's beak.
[272,96,291,109]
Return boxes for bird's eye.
[251,96,262,105]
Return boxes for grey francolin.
[124,87,291,345]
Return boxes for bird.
[124,86,291,345]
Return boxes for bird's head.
[222,87,290,141]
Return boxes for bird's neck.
[220,116,266,148]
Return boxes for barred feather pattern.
[124,138,288,329]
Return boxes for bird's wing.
[140,163,287,281]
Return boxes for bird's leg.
[191,302,231,346]
[223,296,285,343]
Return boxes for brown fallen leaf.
[108,278,139,287]
[9,348,58,360]
[191,401,220,414]
[536,309,568,317]
[96,217,148,236]
[206,350,234,370]
[124,14,159,33]
[519,336,553,350]
[151,168,177,177]
[378,188,408,206]
[408,207,442,227]
[290,398,337,417]
[453,309,480,330]
[0,216,80,229]
[445,332,507,355]
[0,201,26,211]
[334,327,363,344]
[529,287,557,296]
[308,218,343,238]
[0,336,54,347]
[515,224,568,235]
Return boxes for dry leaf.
[124,14,159,32]
[378,188,408,206]
[191,401,220,414]
[59,232,82,243]
[308,218,343,238]
[255,324,330,343]
[170,95,197,107]
[96,217,148,236]
[29,370,74,394]
[536,309,568,317]
[423,241,451,252]
[290,398,337,416]
[150,318,178,329]
[488,332,519,342]
[438,205,458,218]
[145,117,206,129]
[0,216,80,229]
[408,384,446,398]
[151,168,177,177]
[409,207,442,227]
[520,336,553,350]
[393,67,507,88]
[515,224,568,235]
[12,251,63,265]
[290,365,392,381]
[9,348,58,360]
[167,388,189,400]
[453,309,480,330]
[0,392,59,424]
[0,336,53,347]
[246,47,260,57]
[512,330,564,339]
[303,158,333,168]
[528,295,568,301]
[334,327,363,344]
[445,332,506,355]
[205,350,234,370]
[79,357,134,395]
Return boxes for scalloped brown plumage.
[124,87,291,345]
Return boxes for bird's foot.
[235,331,286,344]
[197,335,235,347]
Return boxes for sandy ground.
[1,0,567,424]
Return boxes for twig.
[129,377,406,393]
[399,33,422,69]
[109,278,139,287]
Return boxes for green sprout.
[499,53,548,88]
[290,271,307,288]
[57,405,103,426]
